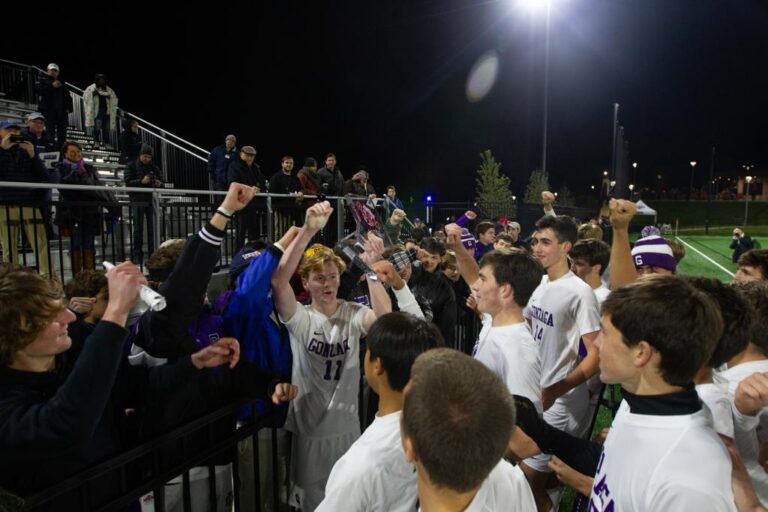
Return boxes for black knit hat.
[140,144,154,157]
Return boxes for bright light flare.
[466,51,499,103]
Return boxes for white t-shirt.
[281,300,369,438]
[589,400,737,511]
[317,411,417,512]
[465,460,536,512]
[714,359,768,506]
[473,314,542,414]
[594,285,610,306]
[524,272,601,388]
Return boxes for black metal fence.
[20,399,284,512]
[0,183,365,282]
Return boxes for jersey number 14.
[324,360,342,381]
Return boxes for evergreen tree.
[474,150,516,219]
[524,169,550,204]
[557,184,575,206]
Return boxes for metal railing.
[0,58,212,191]
[0,181,364,282]
[20,398,285,512]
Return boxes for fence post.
[266,194,273,242]
[337,197,345,241]
[152,190,162,252]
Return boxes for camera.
[9,134,26,144]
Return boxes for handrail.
[0,180,363,201]
[138,123,208,163]
[124,111,210,156]
[22,396,275,508]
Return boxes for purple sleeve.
[455,214,469,228]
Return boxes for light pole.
[689,161,697,200]
[628,183,635,200]
[541,0,552,178]
[520,0,554,177]
[744,176,753,226]
[632,162,638,188]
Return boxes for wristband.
[216,207,233,219]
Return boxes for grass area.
[674,236,736,280]
[643,200,768,227]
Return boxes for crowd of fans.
[2,64,768,512]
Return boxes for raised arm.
[358,232,392,329]
[445,222,480,286]
[608,199,638,289]
[271,201,333,322]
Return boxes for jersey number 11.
[324,360,342,381]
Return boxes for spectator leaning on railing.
[207,134,238,191]
[124,144,163,262]
[0,119,53,276]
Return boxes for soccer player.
[401,348,535,511]
[317,313,443,511]
[445,223,544,413]
[522,214,601,509]
[271,201,392,511]
[570,238,611,305]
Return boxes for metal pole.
[705,146,715,234]
[689,165,695,201]
[610,103,619,181]
[744,180,751,226]
[541,0,552,178]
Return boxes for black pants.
[43,109,68,149]
[234,208,262,251]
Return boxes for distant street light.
[744,176,753,226]
[689,161,697,200]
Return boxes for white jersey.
[525,272,600,388]
[589,400,736,511]
[714,359,768,506]
[593,285,610,306]
[317,411,416,512]
[281,300,369,438]
[465,460,536,512]
[473,314,542,414]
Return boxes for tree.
[557,184,575,207]
[474,150,516,219]
[524,169,550,204]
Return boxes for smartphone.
[9,134,26,144]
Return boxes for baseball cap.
[508,221,521,231]
[230,246,263,278]
[47,63,59,71]
[0,119,21,129]
[241,146,257,156]
[26,112,46,122]
[631,235,676,272]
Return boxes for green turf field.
[674,236,736,281]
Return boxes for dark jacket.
[0,321,129,496]
[269,171,301,195]
[207,145,238,185]
[0,145,51,205]
[228,159,266,209]
[56,160,109,230]
[297,167,322,196]
[731,235,755,263]
[21,127,55,155]
[124,159,163,200]
[37,74,73,114]
[318,166,344,196]
[408,266,457,345]
[119,129,143,164]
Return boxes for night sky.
[7,0,768,201]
